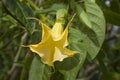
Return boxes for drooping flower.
[27,21,77,66]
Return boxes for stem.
[14,33,28,62]
[7,32,28,80]
[27,0,39,10]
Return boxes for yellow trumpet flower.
[28,21,77,66]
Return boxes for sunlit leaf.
[76,0,105,59]
[83,0,105,59]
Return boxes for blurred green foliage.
[0,0,120,80]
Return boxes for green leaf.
[83,0,105,59]
[3,0,35,34]
[29,56,51,80]
[75,0,105,60]
[76,5,92,29]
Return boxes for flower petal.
[41,23,51,42]
[29,44,44,57]
[53,47,67,62]
[63,48,77,56]
[29,43,54,66]
[56,26,69,47]
[51,22,63,40]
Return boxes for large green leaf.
[29,56,51,80]
[77,0,105,59]
[71,0,105,60]
[3,0,35,33]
